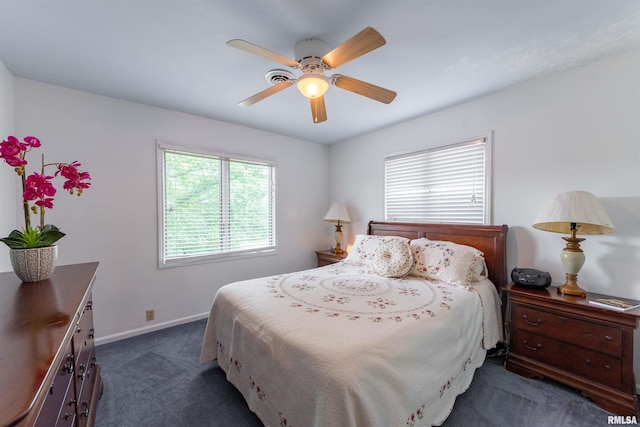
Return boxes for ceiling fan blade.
[310,96,327,123]
[227,39,300,68]
[333,75,397,104]
[321,27,386,69]
[238,81,294,107]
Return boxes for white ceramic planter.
[9,246,58,282]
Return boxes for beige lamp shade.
[323,203,351,224]
[532,191,615,234]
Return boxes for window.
[157,143,276,267]
[384,135,491,224]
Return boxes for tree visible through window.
[158,144,276,267]
[384,136,491,224]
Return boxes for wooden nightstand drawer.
[513,303,622,357]
[514,330,622,389]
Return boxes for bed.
[201,221,508,427]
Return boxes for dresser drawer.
[55,386,77,427]
[514,330,622,389]
[512,303,622,357]
[35,342,75,427]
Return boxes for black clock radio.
[511,268,552,289]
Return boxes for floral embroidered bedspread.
[201,263,502,427]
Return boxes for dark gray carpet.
[95,319,615,427]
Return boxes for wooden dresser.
[0,262,102,427]
[506,283,640,416]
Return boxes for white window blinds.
[159,145,276,267]
[384,137,491,224]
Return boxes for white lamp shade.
[323,203,351,224]
[532,191,615,235]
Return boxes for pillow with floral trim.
[372,238,413,277]
[470,256,488,281]
[344,234,410,266]
[409,238,485,286]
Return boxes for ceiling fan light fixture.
[297,74,329,98]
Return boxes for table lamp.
[323,203,351,255]
[532,191,615,297]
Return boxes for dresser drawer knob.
[605,335,613,342]
[523,339,542,351]
[560,316,567,323]
[522,315,542,326]
[605,364,611,371]
[584,358,591,365]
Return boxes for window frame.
[156,141,277,268]
[383,134,493,225]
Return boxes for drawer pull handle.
[585,359,591,364]
[605,365,611,371]
[522,315,542,326]
[560,316,567,323]
[80,400,90,417]
[77,364,86,380]
[523,340,542,351]
[62,363,74,375]
[605,335,613,342]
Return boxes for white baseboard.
[95,312,209,346]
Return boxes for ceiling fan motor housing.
[294,39,330,68]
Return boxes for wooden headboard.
[368,221,509,291]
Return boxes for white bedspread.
[201,262,503,427]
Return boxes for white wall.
[11,79,330,342]
[329,49,640,376]
[0,61,15,272]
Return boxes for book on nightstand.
[588,297,640,312]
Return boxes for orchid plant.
[0,135,91,249]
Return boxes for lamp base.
[557,274,587,297]
[333,223,344,255]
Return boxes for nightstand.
[505,283,640,416]
[315,250,347,267]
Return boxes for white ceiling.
[1,1,639,145]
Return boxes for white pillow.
[470,256,489,281]
[409,238,485,286]
[372,239,413,278]
[344,234,410,266]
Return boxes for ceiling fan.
[227,27,397,123]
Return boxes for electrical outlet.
[146,309,155,321]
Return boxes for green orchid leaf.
[0,232,29,249]
[0,225,65,249]
[37,225,65,246]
